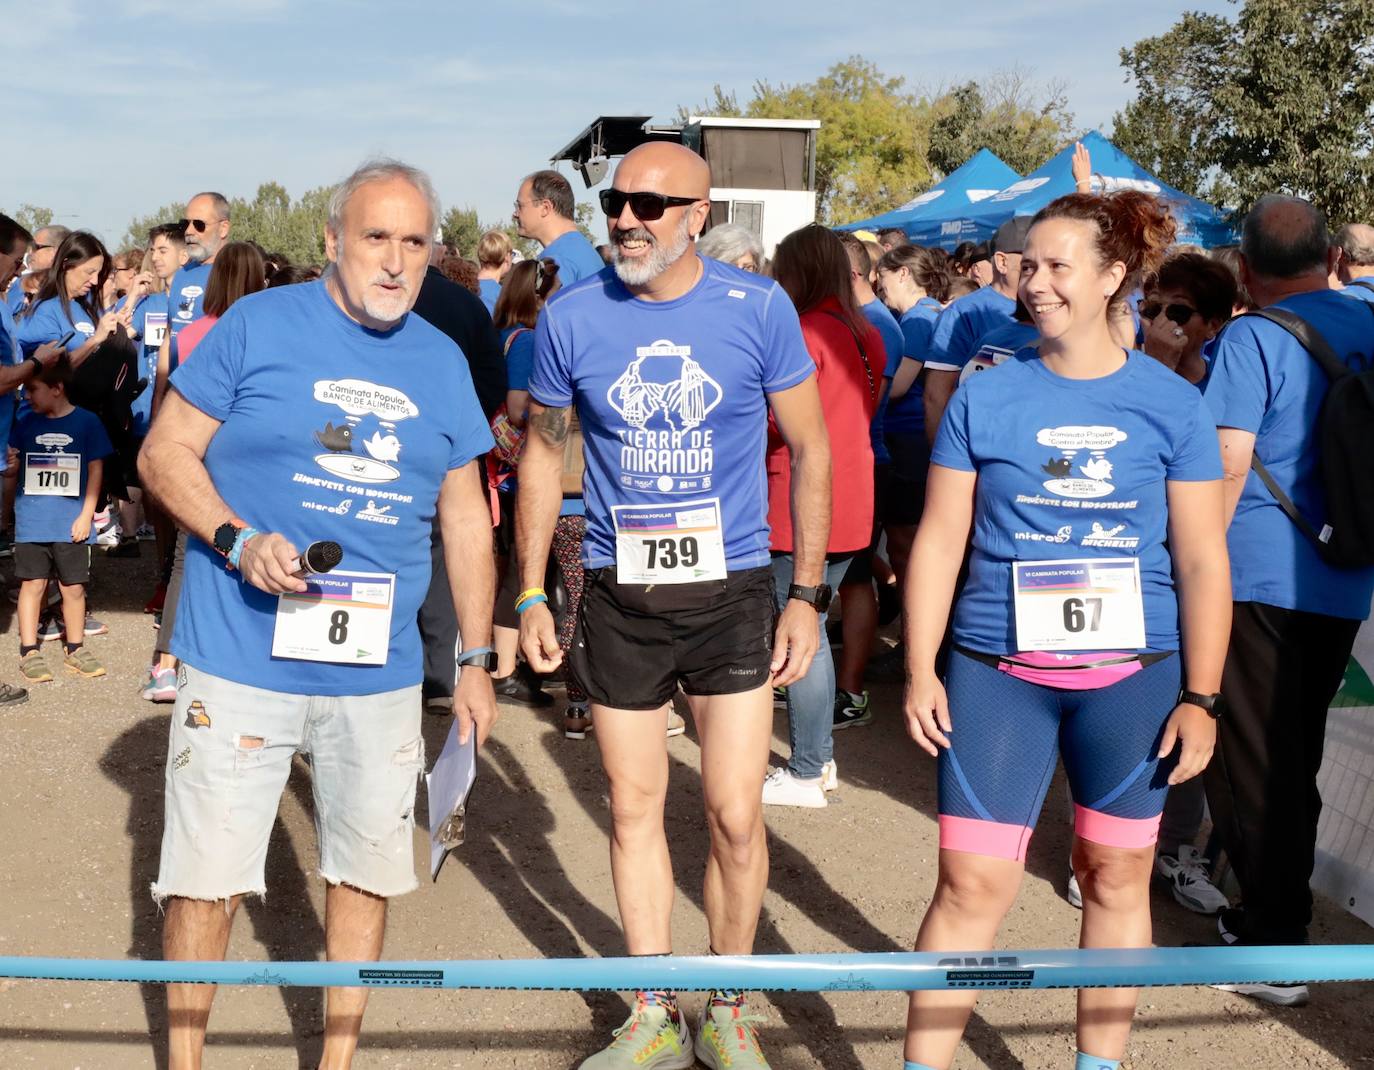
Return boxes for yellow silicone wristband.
[516,587,546,604]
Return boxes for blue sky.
[3,0,1234,246]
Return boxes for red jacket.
[766,297,880,554]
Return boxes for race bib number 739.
[612,498,728,585]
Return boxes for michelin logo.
[356,499,399,526]
[1081,522,1139,549]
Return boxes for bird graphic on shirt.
[1079,457,1114,481]
[1042,457,1072,478]
[314,421,354,453]
[362,431,401,462]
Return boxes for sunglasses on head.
[1139,299,1199,326]
[599,189,699,221]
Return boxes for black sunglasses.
[1139,299,1199,326]
[183,217,210,234]
[599,189,699,221]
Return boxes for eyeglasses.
[599,189,699,221]
[513,198,545,212]
[184,218,211,234]
[1139,299,1199,326]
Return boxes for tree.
[1114,0,1374,223]
[123,183,333,264]
[13,204,53,234]
[681,57,1075,225]
[440,206,535,259]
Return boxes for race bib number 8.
[1012,558,1146,651]
[25,453,79,497]
[612,498,728,584]
[272,570,395,666]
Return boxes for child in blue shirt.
[9,354,113,683]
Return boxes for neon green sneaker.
[578,992,694,1069]
[694,992,771,1068]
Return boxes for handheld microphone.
[295,540,344,576]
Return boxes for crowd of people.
[1,137,1372,1070]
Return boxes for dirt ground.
[0,550,1370,1069]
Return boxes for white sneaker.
[1066,871,1083,909]
[820,759,838,792]
[94,515,122,547]
[761,767,827,808]
[1212,981,1310,1006]
[666,711,686,737]
[1155,845,1229,915]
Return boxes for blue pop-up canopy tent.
[907,131,1236,250]
[840,149,1020,236]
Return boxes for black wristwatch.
[25,355,41,375]
[1179,689,1225,719]
[212,521,242,559]
[788,583,833,614]
[456,649,498,672]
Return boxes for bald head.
[614,142,710,200]
[1335,222,1374,281]
[1241,195,1330,280]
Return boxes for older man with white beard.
[516,141,831,1070]
[140,158,498,1070]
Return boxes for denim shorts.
[152,664,424,903]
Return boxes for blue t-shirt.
[933,350,1223,654]
[959,320,1040,383]
[168,280,494,695]
[502,326,536,392]
[16,296,97,357]
[479,278,501,313]
[884,297,941,437]
[541,231,605,285]
[861,299,902,464]
[4,280,26,315]
[925,286,1017,373]
[1203,291,1374,619]
[1340,280,1374,305]
[0,303,23,459]
[528,256,815,570]
[10,407,112,544]
[130,293,169,435]
[167,260,213,362]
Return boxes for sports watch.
[212,521,243,559]
[1178,689,1225,719]
[457,647,498,672]
[788,583,833,614]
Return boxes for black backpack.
[1243,304,1374,568]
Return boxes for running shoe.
[820,758,838,792]
[424,695,453,716]
[761,767,827,808]
[18,651,52,685]
[695,992,771,1069]
[135,524,156,541]
[666,711,686,737]
[832,689,872,730]
[1155,845,1229,915]
[578,992,693,1069]
[491,665,553,708]
[64,646,106,679]
[83,615,109,637]
[141,666,177,703]
[1212,980,1310,1006]
[565,702,592,740]
[1066,870,1083,910]
[94,516,122,548]
[37,618,63,643]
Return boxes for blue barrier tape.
[1,947,1372,991]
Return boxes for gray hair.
[34,224,70,245]
[1334,223,1374,267]
[190,192,231,221]
[1241,194,1329,279]
[697,223,763,269]
[328,157,441,237]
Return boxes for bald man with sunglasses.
[517,142,831,1070]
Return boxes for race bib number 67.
[612,498,728,584]
[1012,558,1146,651]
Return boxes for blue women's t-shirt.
[883,297,941,437]
[479,278,501,313]
[933,349,1223,654]
[861,299,902,464]
[10,407,112,544]
[925,286,1017,373]
[528,256,815,570]
[960,320,1040,383]
[16,296,97,357]
[1203,291,1374,619]
[541,232,606,286]
[168,279,494,695]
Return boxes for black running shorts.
[570,566,775,710]
[14,541,91,585]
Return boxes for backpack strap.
[1239,307,1344,549]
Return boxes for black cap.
[967,241,992,265]
[994,216,1033,254]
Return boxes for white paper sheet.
[426,718,477,881]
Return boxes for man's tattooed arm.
[530,404,571,447]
